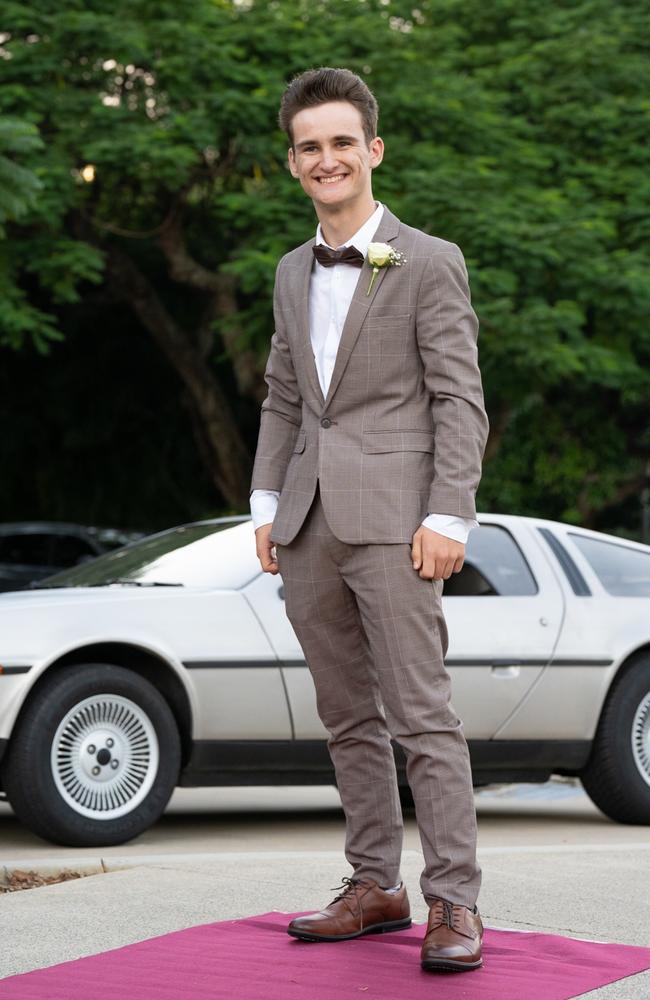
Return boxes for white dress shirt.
[250,201,478,544]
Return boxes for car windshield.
[37,521,246,589]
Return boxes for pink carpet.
[1,910,650,999]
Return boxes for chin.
[312,183,356,205]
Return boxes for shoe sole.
[421,957,483,972]
[287,917,412,942]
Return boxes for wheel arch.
[13,642,194,771]
[608,642,650,696]
[584,642,650,759]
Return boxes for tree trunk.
[157,209,267,405]
[106,247,251,509]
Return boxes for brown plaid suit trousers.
[276,482,481,908]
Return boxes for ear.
[287,147,299,178]
[369,136,384,169]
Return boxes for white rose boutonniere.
[366,242,407,295]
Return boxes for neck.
[316,192,377,248]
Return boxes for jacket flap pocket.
[362,430,435,454]
[293,428,307,453]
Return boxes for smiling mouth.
[316,174,348,184]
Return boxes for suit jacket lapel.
[295,237,325,406]
[324,205,401,408]
[293,203,402,410]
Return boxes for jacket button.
[320,417,332,428]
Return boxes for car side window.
[0,533,54,566]
[50,535,98,566]
[568,534,650,597]
[443,525,538,597]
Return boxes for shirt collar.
[315,200,384,256]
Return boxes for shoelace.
[441,899,455,928]
[429,898,460,931]
[327,876,374,928]
[328,875,368,904]
[426,898,475,939]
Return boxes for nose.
[318,147,342,172]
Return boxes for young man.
[250,67,489,972]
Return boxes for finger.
[419,551,436,580]
[433,557,446,580]
[417,542,438,579]
[442,557,456,579]
[411,533,423,570]
[453,555,464,574]
[260,541,278,574]
[435,559,445,580]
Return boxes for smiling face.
[287,101,383,212]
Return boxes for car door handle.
[491,660,521,679]
[491,666,521,679]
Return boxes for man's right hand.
[255,522,279,574]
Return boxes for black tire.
[0,663,181,847]
[580,655,650,824]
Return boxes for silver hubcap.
[51,694,159,819]
[631,691,650,787]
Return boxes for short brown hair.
[278,67,379,148]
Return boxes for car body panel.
[0,587,289,742]
[186,665,292,740]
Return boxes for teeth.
[318,175,346,184]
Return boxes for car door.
[244,570,327,738]
[247,519,564,740]
[442,520,564,736]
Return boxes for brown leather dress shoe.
[287,876,411,942]
[420,896,483,972]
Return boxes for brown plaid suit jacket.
[250,204,489,545]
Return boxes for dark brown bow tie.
[312,243,365,268]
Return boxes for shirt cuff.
[250,489,280,530]
[421,513,478,545]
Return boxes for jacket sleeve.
[415,245,489,520]
[250,260,303,493]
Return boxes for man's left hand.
[411,526,465,580]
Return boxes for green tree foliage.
[0,0,648,530]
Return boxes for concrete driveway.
[1,779,649,997]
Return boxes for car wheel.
[1,663,181,847]
[580,655,650,824]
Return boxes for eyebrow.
[295,134,359,151]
